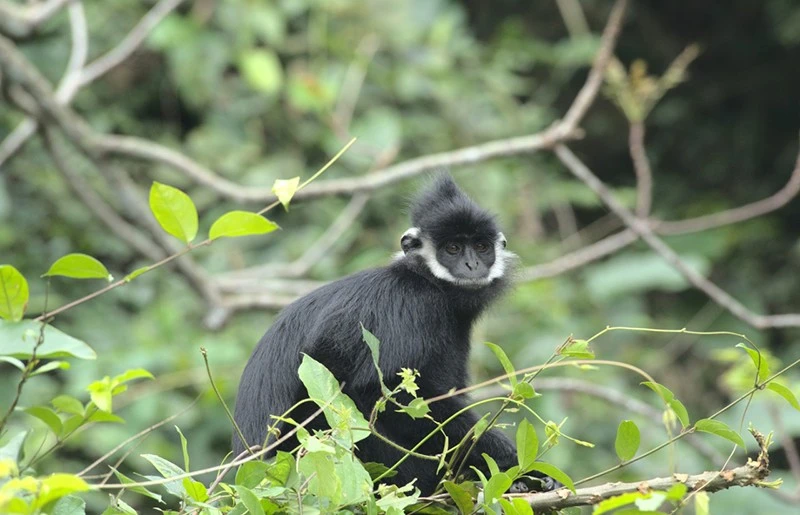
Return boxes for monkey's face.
[401,228,511,288]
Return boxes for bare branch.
[0,0,70,38]
[553,143,800,328]
[42,128,166,262]
[518,230,637,281]
[78,0,186,86]
[521,453,769,511]
[629,122,653,217]
[654,143,800,234]
[0,0,185,168]
[558,0,628,134]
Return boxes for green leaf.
[641,381,675,403]
[43,253,111,281]
[87,410,124,424]
[516,419,539,473]
[485,342,517,387]
[499,498,533,515]
[112,469,163,503]
[266,451,294,486]
[52,495,87,515]
[114,368,154,384]
[334,453,373,505]
[694,490,710,515]
[559,338,595,359]
[31,474,90,510]
[483,472,512,505]
[239,49,283,95]
[30,360,70,377]
[767,382,800,411]
[297,354,370,445]
[444,481,474,514]
[209,210,279,240]
[272,177,300,210]
[124,266,150,282]
[735,343,770,382]
[0,320,96,360]
[668,399,690,428]
[235,485,266,515]
[615,420,640,461]
[0,264,29,321]
[694,419,745,448]
[483,453,500,477]
[0,356,25,370]
[512,382,536,400]
[401,397,429,419]
[87,380,113,412]
[175,426,190,471]
[24,406,63,435]
[642,381,690,427]
[141,454,185,497]
[361,324,383,385]
[527,463,575,492]
[149,182,198,243]
[182,478,208,502]
[235,460,268,488]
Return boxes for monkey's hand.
[508,474,562,493]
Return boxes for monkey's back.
[232,263,456,455]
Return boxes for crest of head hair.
[411,173,497,241]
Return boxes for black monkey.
[233,175,553,494]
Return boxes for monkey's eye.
[474,242,490,253]
[445,242,461,255]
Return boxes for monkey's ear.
[498,232,507,249]
[401,227,422,254]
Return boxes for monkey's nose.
[464,261,479,270]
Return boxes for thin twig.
[629,122,653,217]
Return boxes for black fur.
[233,175,522,495]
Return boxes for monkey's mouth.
[450,276,494,288]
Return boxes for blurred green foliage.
[2,0,800,512]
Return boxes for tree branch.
[553,143,800,328]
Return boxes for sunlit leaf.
[272,176,300,210]
[499,498,534,515]
[735,343,770,382]
[209,210,279,240]
[516,419,539,473]
[141,454,185,497]
[512,382,537,400]
[297,354,369,445]
[24,406,63,435]
[0,264,28,321]
[149,182,198,243]
[0,320,96,360]
[239,49,283,95]
[767,382,800,411]
[43,253,111,281]
[483,472,512,505]
[51,396,84,417]
[560,338,595,359]
[485,342,517,387]
[361,324,383,385]
[114,368,154,384]
[694,419,745,448]
[615,420,640,461]
[30,360,70,377]
[0,356,25,370]
[182,478,208,502]
[401,397,429,419]
[124,266,150,282]
[112,469,163,503]
[32,474,90,510]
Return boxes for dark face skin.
[436,237,496,280]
